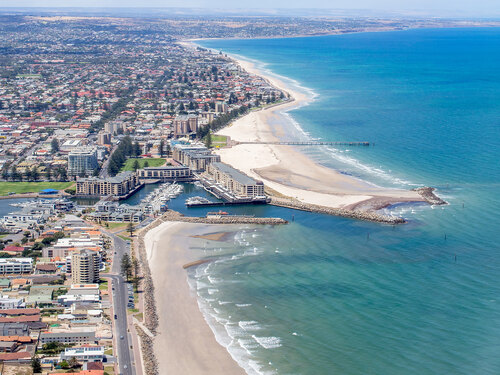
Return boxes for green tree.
[127,222,135,237]
[132,159,140,172]
[32,166,39,181]
[24,167,32,181]
[133,141,141,157]
[205,131,212,149]
[143,160,149,168]
[121,253,132,281]
[159,139,164,157]
[1,167,9,180]
[68,356,78,368]
[58,167,67,181]
[51,138,59,154]
[32,356,42,373]
[46,167,52,181]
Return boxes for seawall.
[268,196,406,224]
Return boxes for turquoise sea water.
[191,29,500,375]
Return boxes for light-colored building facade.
[205,162,265,199]
[71,250,100,285]
[173,144,220,172]
[59,345,104,363]
[137,166,193,182]
[173,115,198,137]
[39,331,96,345]
[68,147,98,177]
[76,171,141,198]
[97,132,111,145]
[0,258,33,275]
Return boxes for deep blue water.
[184,28,500,375]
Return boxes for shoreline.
[187,40,431,213]
[143,220,247,375]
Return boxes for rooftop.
[211,162,258,186]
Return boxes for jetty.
[236,141,370,146]
[160,209,288,225]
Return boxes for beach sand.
[215,57,425,210]
[145,221,246,375]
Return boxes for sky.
[1,0,499,18]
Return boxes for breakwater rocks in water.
[269,197,406,224]
[161,209,288,225]
[414,187,447,205]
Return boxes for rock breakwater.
[269,197,406,224]
[161,209,288,225]
[413,187,447,205]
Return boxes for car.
[120,335,124,340]
[114,314,117,319]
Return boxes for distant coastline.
[183,38,437,217]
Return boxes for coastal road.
[106,232,137,375]
[107,274,136,375]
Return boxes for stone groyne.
[161,209,288,225]
[132,209,287,374]
[134,216,166,375]
[268,197,406,224]
[135,325,159,375]
[414,187,447,205]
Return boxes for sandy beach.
[213,55,425,210]
[144,221,246,375]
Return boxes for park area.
[0,182,73,196]
[121,158,166,171]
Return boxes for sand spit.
[210,54,446,221]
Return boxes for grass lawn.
[99,280,108,291]
[106,222,128,229]
[134,312,144,321]
[121,158,165,172]
[104,348,113,356]
[211,134,227,147]
[118,235,132,242]
[0,182,73,196]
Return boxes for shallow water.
[187,28,500,375]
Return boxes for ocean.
[190,28,500,375]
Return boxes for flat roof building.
[0,258,33,275]
[137,166,193,182]
[76,171,141,198]
[68,147,98,177]
[204,162,265,200]
[71,250,100,285]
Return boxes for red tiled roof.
[0,308,40,316]
[3,245,24,253]
[0,352,31,360]
[0,315,40,323]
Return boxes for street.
[106,233,136,375]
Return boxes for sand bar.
[144,221,246,375]
[213,54,425,210]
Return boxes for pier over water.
[237,141,370,146]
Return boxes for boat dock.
[237,141,370,146]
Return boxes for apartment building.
[173,115,198,137]
[204,162,265,199]
[137,166,193,182]
[76,171,141,198]
[68,147,98,176]
[71,250,100,285]
[0,259,33,275]
[173,144,220,172]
